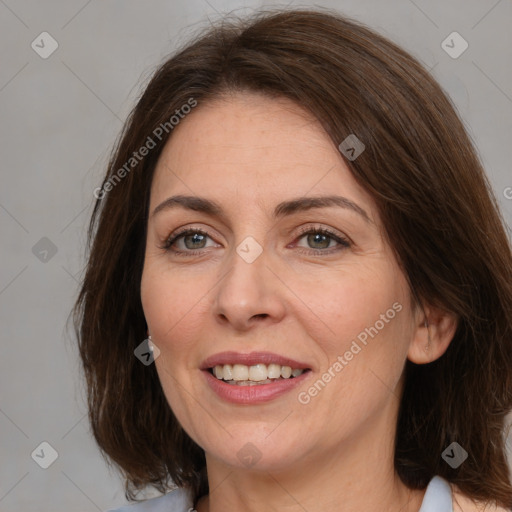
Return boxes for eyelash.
[294,226,351,256]
[160,225,351,257]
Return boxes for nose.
[212,245,286,332]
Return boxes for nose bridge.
[212,237,285,328]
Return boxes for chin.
[202,431,306,471]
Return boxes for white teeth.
[249,364,267,381]
[281,366,292,378]
[268,363,281,379]
[212,363,305,383]
[232,364,249,381]
[223,364,233,380]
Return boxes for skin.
[140,91,462,512]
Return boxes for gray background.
[1,0,511,510]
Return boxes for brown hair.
[72,8,512,508]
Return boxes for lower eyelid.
[294,238,349,254]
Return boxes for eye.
[160,228,218,255]
[294,226,351,254]
[160,225,351,257]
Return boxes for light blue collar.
[107,475,452,511]
[418,475,453,512]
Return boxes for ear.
[407,304,458,364]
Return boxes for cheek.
[300,272,413,415]
[294,263,407,354]
[141,263,208,348]
[152,358,204,446]
[141,267,207,437]
[301,286,412,433]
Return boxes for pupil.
[185,233,205,249]
[308,233,329,249]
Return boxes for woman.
[73,8,512,512]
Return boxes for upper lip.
[200,351,311,370]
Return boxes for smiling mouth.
[208,363,311,386]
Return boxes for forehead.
[150,92,377,222]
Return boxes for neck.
[195,409,426,512]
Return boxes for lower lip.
[203,370,311,404]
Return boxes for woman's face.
[141,92,420,471]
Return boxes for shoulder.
[451,486,511,512]
[105,487,194,512]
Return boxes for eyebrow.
[151,194,372,224]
